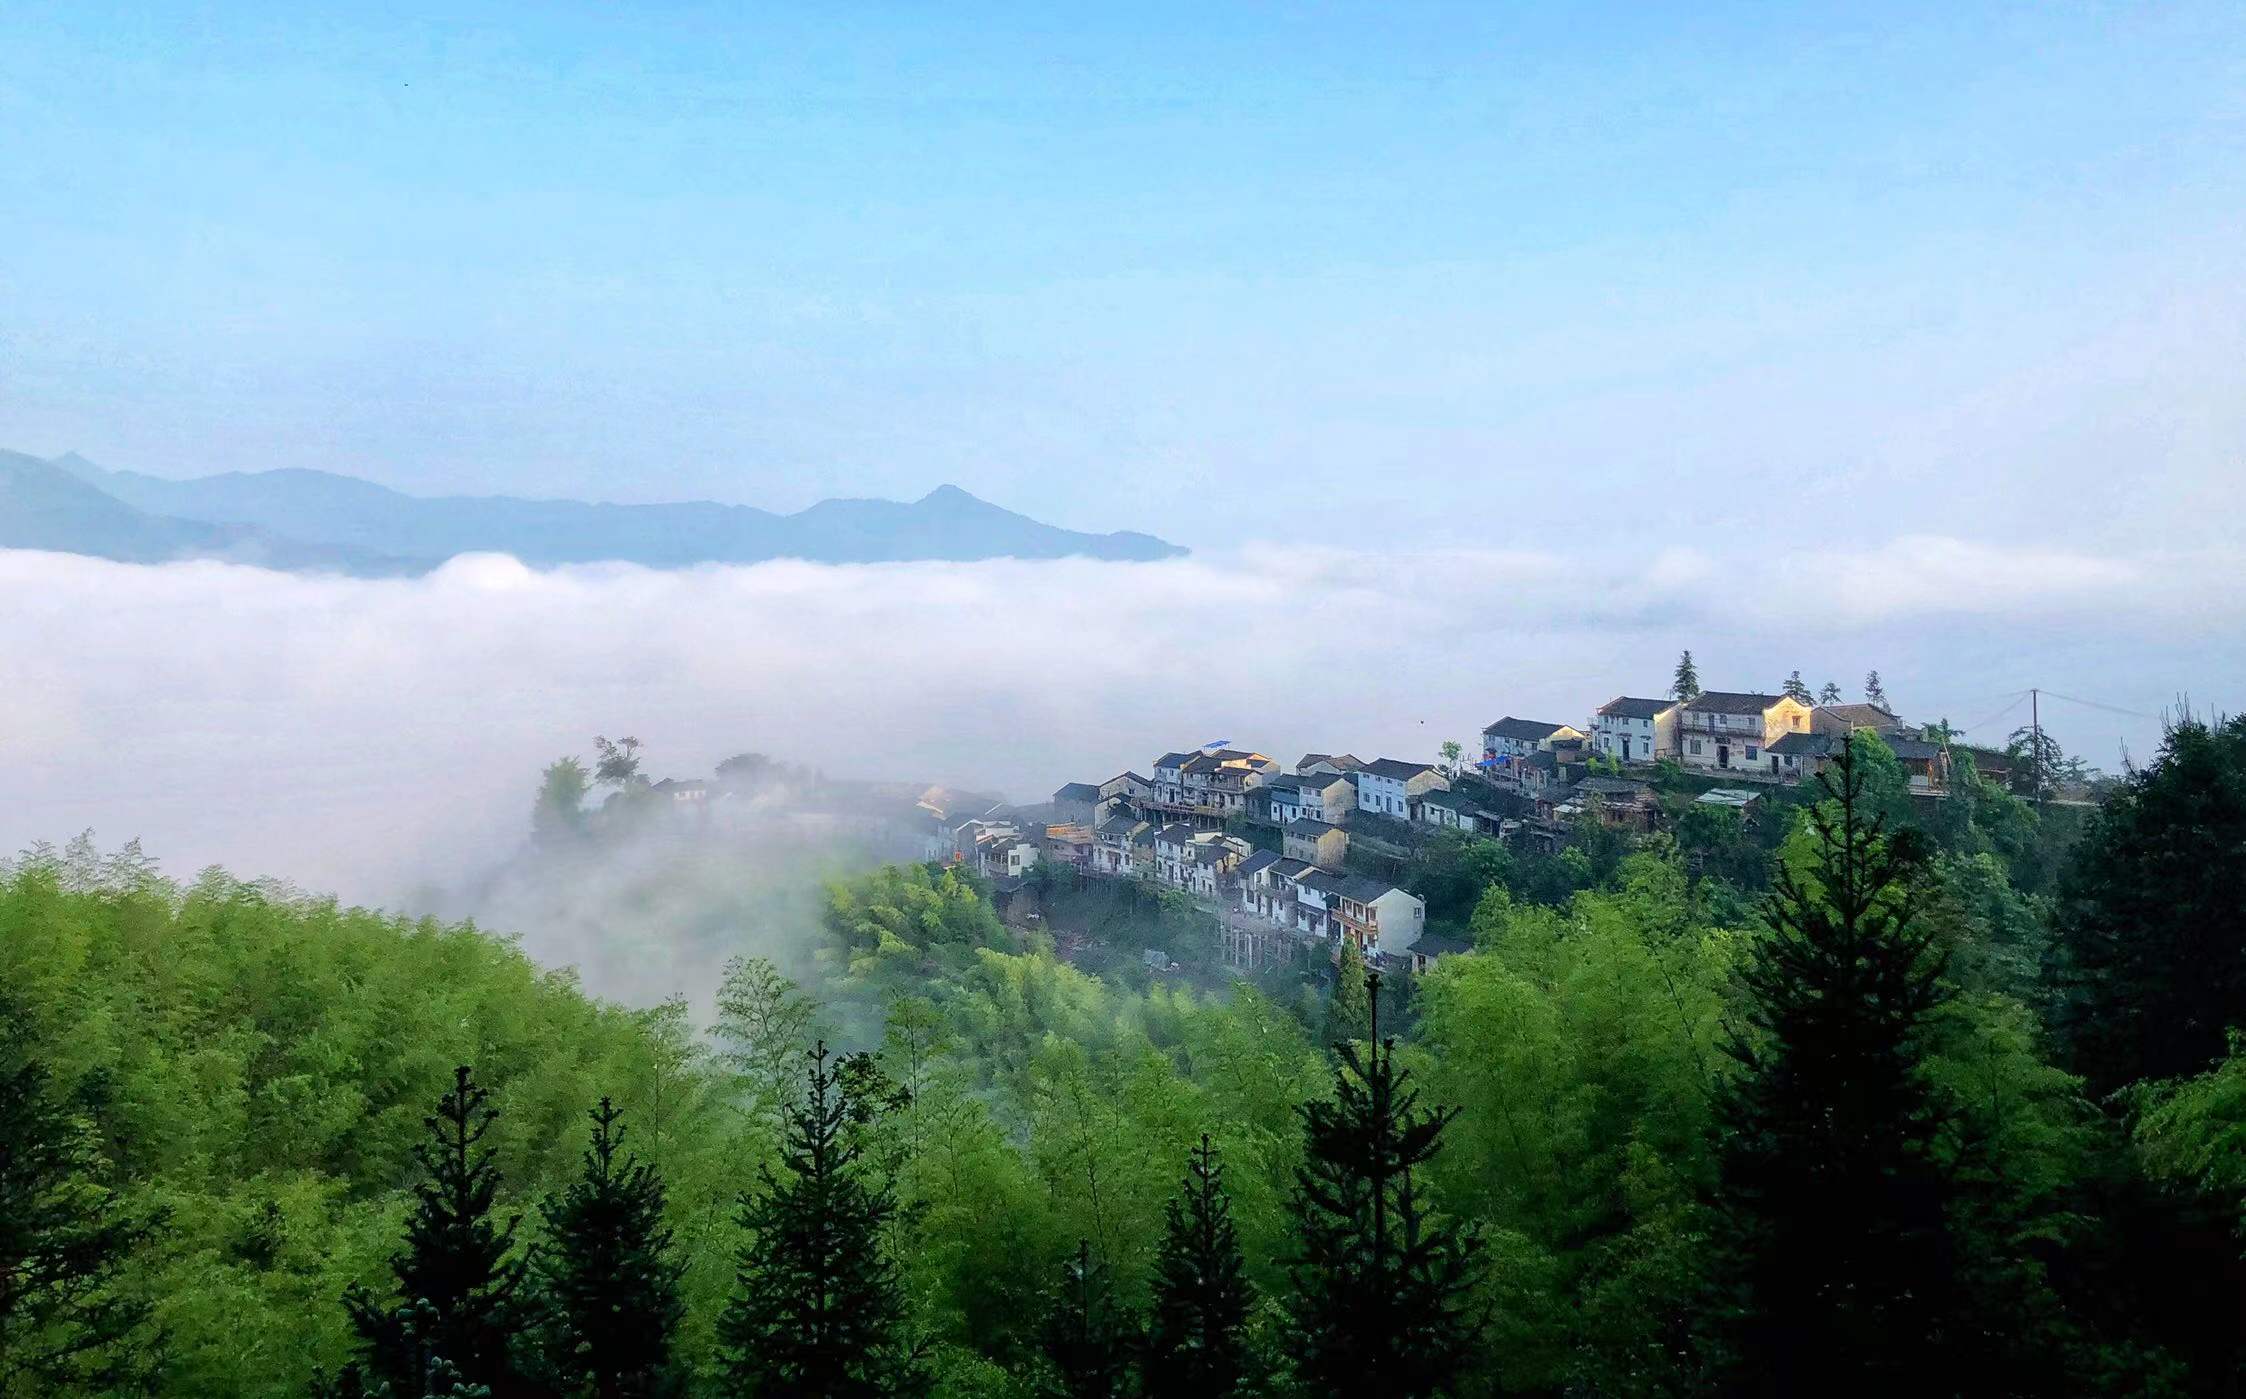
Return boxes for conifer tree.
[344,1065,528,1397]
[1143,1136,1251,1399]
[720,1042,917,1399]
[1781,670,1813,703]
[1325,942,1372,1047]
[1287,972,1486,1399]
[532,1099,684,1399]
[1671,650,1702,701]
[1817,679,1844,705]
[1864,669,1889,709]
[1715,738,1953,1392]
[1039,1239,1132,1399]
[0,1004,168,1394]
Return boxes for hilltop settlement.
[934,668,2037,979]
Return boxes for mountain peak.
[917,483,983,506]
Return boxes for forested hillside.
[5,718,2246,1397]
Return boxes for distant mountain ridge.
[0,450,1183,572]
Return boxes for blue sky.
[4,2,2242,548]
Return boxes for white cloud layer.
[4,539,2237,928]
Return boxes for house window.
[1746,746,1759,760]
[1689,739,1703,755]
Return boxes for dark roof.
[1483,717,1572,742]
[1363,758,1437,780]
[1102,771,1149,789]
[1684,691,1784,715]
[1298,869,1348,895]
[1767,731,1834,757]
[1812,702,1903,734]
[1338,875,1402,903]
[1156,823,1199,842]
[1153,751,1197,770]
[1095,814,1145,836]
[1274,857,1319,880]
[1297,753,1364,772]
[1285,818,1342,837]
[1053,782,1102,803]
[1597,696,1675,720]
[1412,932,1473,959]
[1884,737,1943,761]
[1414,788,1469,809]
[1237,849,1283,878]
[1573,776,1652,797]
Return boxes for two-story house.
[1291,770,1356,824]
[1676,692,1814,776]
[1480,717,1587,768]
[1335,877,1426,959]
[1284,818,1350,867]
[1589,697,1679,765]
[1356,758,1448,819]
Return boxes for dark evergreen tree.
[1324,941,1372,1047]
[1864,669,1889,709]
[532,1099,684,1399]
[1781,670,1813,704]
[1287,971,1486,1399]
[1143,1136,1252,1399]
[1038,1239,1132,1399]
[2047,713,2246,1095]
[0,1002,168,1394]
[1817,679,1844,706]
[1671,650,1702,702]
[720,1042,918,1399]
[317,1300,496,1398]
[1715,737,1955,1393]
[344,1065,529,1397]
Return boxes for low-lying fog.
[6,539,2237,1001]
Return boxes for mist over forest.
[5,537,2233,990]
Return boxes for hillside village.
[936,666,2037,979]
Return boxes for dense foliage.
[6,715,2246,1395]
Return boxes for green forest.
[6,718,2246,1398]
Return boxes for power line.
[1953,692,2031,739]
[2036,689,2161,722]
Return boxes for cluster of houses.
[928,677,2007,981]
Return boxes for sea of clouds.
[4,536,2237,947]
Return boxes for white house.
[1409,787,1475,832]
[1336,876,1426,958]
[1356,758,1448,819]
[1676,693,1814,777]
[1589,697,1679,765]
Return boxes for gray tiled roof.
[1597,696,1675,720]
[1684,691,1784,715]
[1482,717,1571,742]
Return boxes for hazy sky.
[5,3,2243,551]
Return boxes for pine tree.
[1671,650,1702,702]
[1143,1136,1252,1399]
[1039,1239,1132,1399]
[1325,941,1372,1047]
[2047,713,2246,1093]
[1287,971,1486,1399]
[1817,680,1844,706]
[532,1099,684,1399]
[345,1066,528,1397]
[720,1042,917,1399]
[0,1004,168,1394]
[1715,737,1954,1392]
[1781,670,1813,703]
[1864,669,1889,709]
